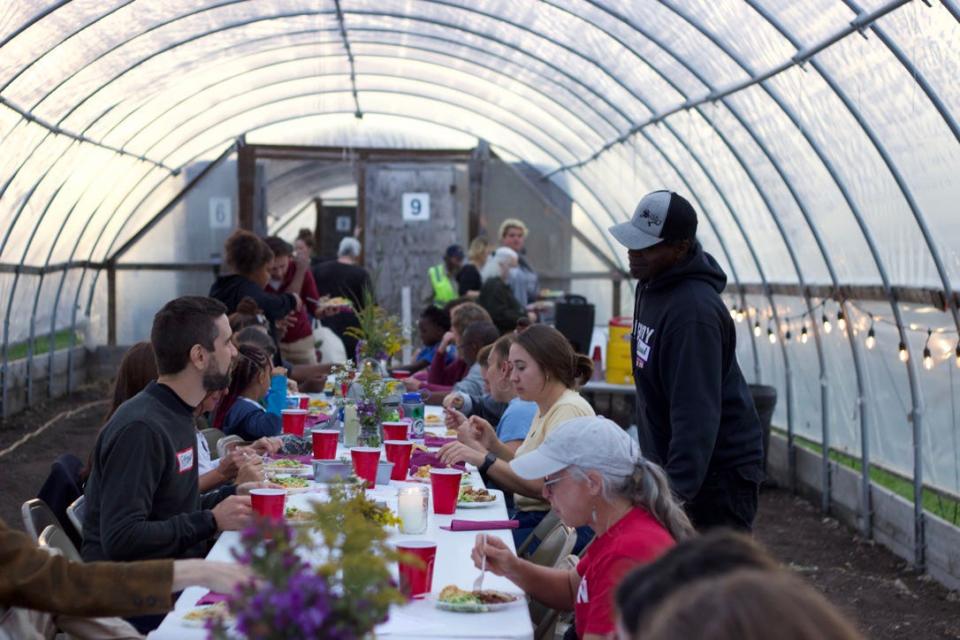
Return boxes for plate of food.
[181,602,232,627]
[424,414,443,425]
[271,476,312,492]
[309,398,331,410]
[284,506,314,523]
[433,585,524,613]
[264,459,312,476]
[458,487,497,508]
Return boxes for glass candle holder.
[397,485,429,534]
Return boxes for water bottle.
[402,392,425,441]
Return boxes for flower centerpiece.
[344,291,406,368]
[353,362,390,447]
[208,481,406,640]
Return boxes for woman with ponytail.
[471,416,692,640]
[440,324,595,547]
[213,344,284,441]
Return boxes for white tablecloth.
[149,416,533,640]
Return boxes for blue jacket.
[221,397,282,441]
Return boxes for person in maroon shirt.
[472,416,694,640]
[264,236,324,365]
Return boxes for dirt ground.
[2,384,960,639]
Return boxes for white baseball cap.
[510,416,640,479]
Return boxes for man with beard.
[608,191,763,532]
[82,297,254,576]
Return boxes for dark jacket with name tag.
[82,382,234,562]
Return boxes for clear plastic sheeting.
[0,2,958,513]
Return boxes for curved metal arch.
[29,0,305,116]
[572,0,873,522]
[0,1,137,93]
[742,0,939,565]
[105,32,621,155]
[133,66,603,169]
[135,87,631,260]
[0,1,71,50]
[639,0,922,559]
[746,0,960,331]
[549,0,837,505]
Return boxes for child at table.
[213,344,283,441]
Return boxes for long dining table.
[149,405,535,639]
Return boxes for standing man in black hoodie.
[608,190,764,532]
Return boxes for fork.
[473,533,487,592]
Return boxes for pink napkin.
[408,451,466,474]
[440,519,519,531]
[196,592,230,605]
[424,435,456,448]
[305,414,330,429]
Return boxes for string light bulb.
[753,321,761,338]
[736,308,746,323]
[730,305,738,320]
[865,315,876,350]
[800,326,809,344]
[768,327,777,344]
[955,342,960,369]
[822,312,832,334]
[785,328,792,341]
[837,310,847,333]
[898,341,909,363]
[922,330,934,371]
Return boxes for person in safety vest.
[424,244,465,307]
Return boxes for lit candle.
[398,486,428,534]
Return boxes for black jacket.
[82,383,234,562]
[209,274,296,364]
[477,278,526,335]
[631,242,763,502]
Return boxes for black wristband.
[479,452,497,475]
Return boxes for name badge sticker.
[176,446,195,474]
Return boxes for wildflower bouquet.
[354,362,390,447]
[208,481,405,640]
[344,291,406,363]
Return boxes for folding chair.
[201,428,226,459]
[36,453,84,548]
[66,495,86,539]
[38,524,83,563]
[527,526,578,640]
[21,498,60,542]
[517,510,561,559]
[216,435,246,459]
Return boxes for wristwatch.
[479,452,497,475]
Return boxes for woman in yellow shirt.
[440,324,595,546]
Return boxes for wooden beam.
[468,141,489,240]
[237,139,256,231]
[107,266,117,346]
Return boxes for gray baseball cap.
[608,190,698,251]
[510,416,640,479]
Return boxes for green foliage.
[344,289,406,360]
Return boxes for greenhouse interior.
[1,1,960,639]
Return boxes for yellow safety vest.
[428,264,457,306]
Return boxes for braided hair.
[212,343,270,430]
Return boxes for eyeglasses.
[542,471,571,496]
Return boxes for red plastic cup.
[312,429,340,460]
[250,488,286,520]
[350,447,381,488]
[429,468,462,514]
[396,540,438,597]
[384,440,414,481]
[282,409,308,436]
[392,370,411,380]
[382,421,409,442]
[297,394,309,410]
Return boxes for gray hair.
[338,237,361,258]
[481,246,517,282]
[571,458,694,542]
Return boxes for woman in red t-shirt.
[471,416,695,639]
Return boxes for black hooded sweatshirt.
[631,242,763,502]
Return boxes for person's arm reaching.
[97,426,218,561]
[660,320,724,501]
